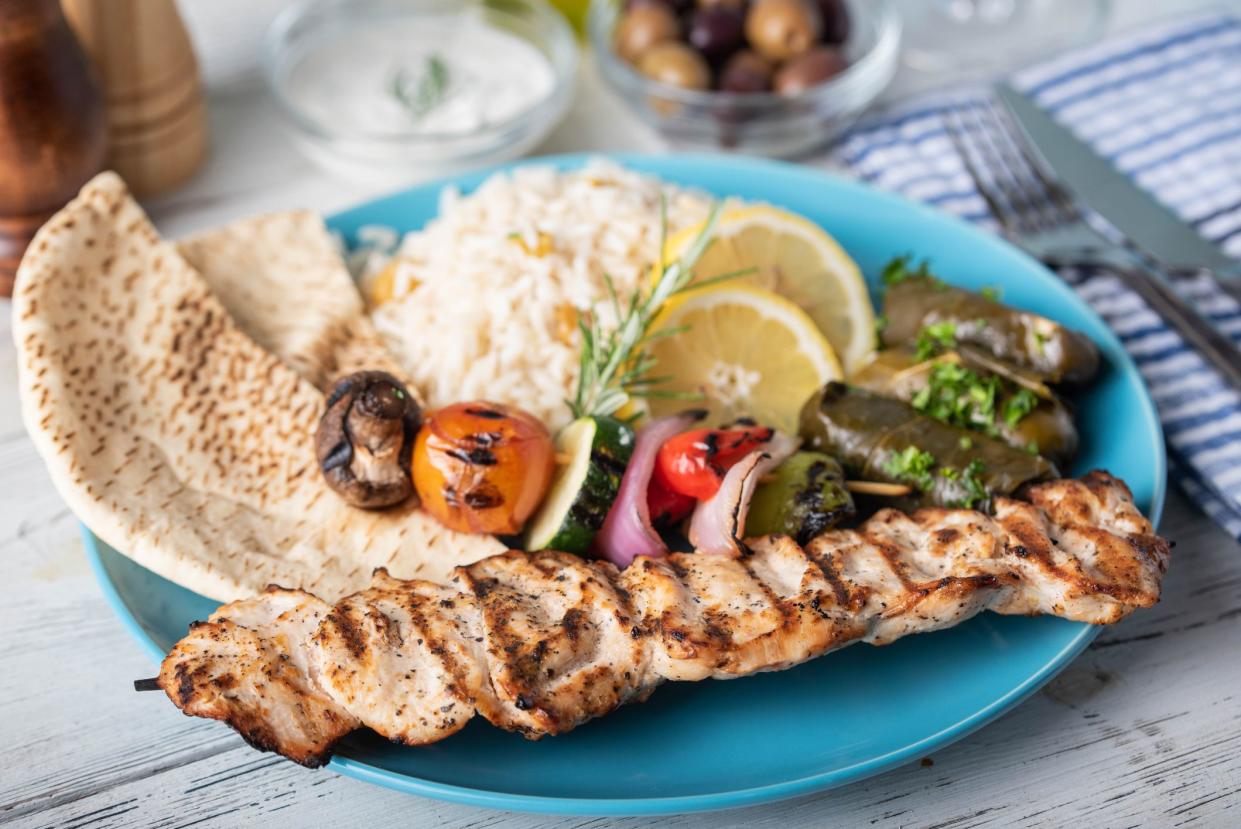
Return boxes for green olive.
[614,3,681,64]
[774,46,847,94]
[745,0,822,62]
[638,41,712,90]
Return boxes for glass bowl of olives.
[589,0,900,156]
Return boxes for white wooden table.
[4,3,1240,826]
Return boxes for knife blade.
[996,83,1241,281]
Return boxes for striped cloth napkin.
[831,11,1241,539]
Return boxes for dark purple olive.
[696,0,746,8]
[718,49,773,93]
[745,0,822,62]
[773,45,847,94]
[688,5,746,60]
[814,0,849,44]
[614,2,681,63]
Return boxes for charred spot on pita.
[315,370,421,508]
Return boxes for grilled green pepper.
[745,451,855,544]
[799,383,1058,511]
[849,348,1079,464]
[883,274,1100,384]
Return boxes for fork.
[942,96,1241,393]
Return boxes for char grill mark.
[156,472,1171,766]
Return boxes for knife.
[996,83,1241,284]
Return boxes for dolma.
[849,348,1079,464]
[884,275,1100,384]
[800,383,1058,511]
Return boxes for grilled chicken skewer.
[153,472,1169,767]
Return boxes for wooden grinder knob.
[0,0,108,297]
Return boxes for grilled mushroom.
[316,371,421,509]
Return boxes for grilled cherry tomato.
[413,401,554,535]
[654,424,776,501]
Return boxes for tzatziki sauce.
[282,12,556,136]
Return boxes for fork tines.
[944,98,1082,237]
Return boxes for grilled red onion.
[595,411,704,567]
[689,432,799,556]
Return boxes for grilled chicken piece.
[310,575,484,746]
[156,472,1170,766]
[456,552,653,735]
[625,541,868,681]
[156,588,358,767]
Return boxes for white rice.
[364,159,713,430]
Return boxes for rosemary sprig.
[390,55,450,122]
[567,201,746,420]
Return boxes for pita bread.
[176,210,410,394]
[13,173,502,602]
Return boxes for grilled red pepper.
[654,424,776,501]
[647,472,696,527]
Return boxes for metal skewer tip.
[133,677,161,692]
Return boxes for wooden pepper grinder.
[0,0,108,296]
[61,0,208,199]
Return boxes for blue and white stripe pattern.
[832,12,1241,539]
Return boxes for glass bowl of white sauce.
[264,0,578,183]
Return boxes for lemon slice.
[664,205,875,372]
[645,285,842,432]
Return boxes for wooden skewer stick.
[755,477,913,496]
[846,480,913,497]
[134,677,161,692]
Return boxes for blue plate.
[86,154,1166,816]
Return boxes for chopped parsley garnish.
[911,360,1039,438]
[882,255,928,286]
[882,446,991,508]
[883,254,938,286]
[959,435,973,450]
[1026,440,1040,455]
[874,313,888,338]
[1001,387,1039,426]
[981,285,1002,301]
[911,360,997,431]
[914,321,958,360]
[954,459,990,509]
[882,445,937,492]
